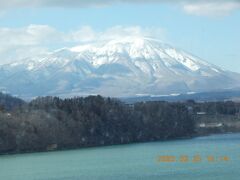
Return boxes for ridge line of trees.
[0,94,194,154]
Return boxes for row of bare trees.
[0,95,195,154]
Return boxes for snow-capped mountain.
[0,36,239,98]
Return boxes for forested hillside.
[1,93,240,154]
[0,92,25,111]
[0,95,194,154]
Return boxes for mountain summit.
[0,36,239,98]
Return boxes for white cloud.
[0,0,239,17]
[183,1,240,16]
[99,26,165,40]
[0,25,166,64]
[0,25,64,62]
[69,26,97,42]
[0,25,65,48]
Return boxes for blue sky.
[0,0,239,72]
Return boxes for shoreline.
[1,132,238,157]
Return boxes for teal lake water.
[0,133,240,180]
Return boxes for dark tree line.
[186,100,240,115]
[0,92,25,111]
[0,95,195,154]
[2,92,239,155]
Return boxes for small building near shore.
[197,112,206,115]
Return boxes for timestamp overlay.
[154,133,240,180]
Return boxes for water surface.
[0,133,240,180]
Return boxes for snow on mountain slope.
[0,36,239,98]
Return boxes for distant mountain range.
[0,36,240,99]
[122,90,240,103]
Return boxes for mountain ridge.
[0,36,239,98]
